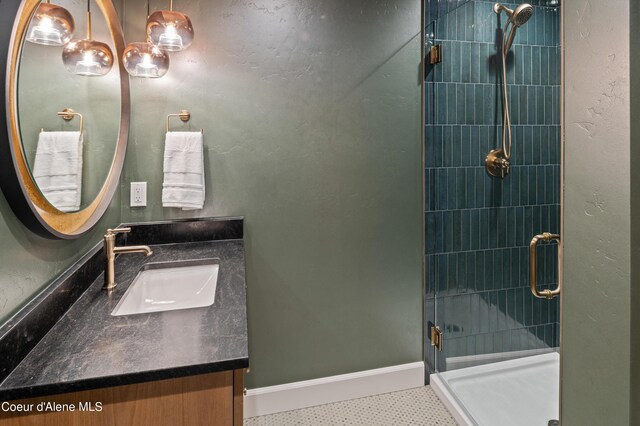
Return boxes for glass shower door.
[424,0,561,424]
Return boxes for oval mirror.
[0,0,129,239]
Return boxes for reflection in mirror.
[25,1,75,46]
[62,0,114,77]
[17,0,120,212]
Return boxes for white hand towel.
[162,131,205,210]
[32,131,83,212]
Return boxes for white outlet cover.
[130,182,147,207]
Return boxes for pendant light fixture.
[26,0,75,46]
[123,0,170,78]
[62,0,113,76]
[147,0,194,52]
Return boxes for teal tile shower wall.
[425,0,561,372]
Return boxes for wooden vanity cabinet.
[0,370,244,426]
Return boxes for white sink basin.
[111,259,219,316]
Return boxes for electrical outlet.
[130,182,147,207]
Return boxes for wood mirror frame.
[0,0,129,239]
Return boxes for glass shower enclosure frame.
[422,1,563,424]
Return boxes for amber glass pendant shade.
[147,9,194,52]
[26,1,75,46]
[123,42,170,78]
[62,39,113,76]
[61,1,113,76]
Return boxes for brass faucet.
[103,227,153,292]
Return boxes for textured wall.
[563,0,630,424]
[122,0,423,388]
[424,0,561,373]
[0,192,121,325]
[631,1,640,423]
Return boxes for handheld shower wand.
[495,3,534,53]
[486,3,533,178]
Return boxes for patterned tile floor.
[244,386,458,426]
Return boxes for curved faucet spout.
[103,227,153,292]
[113,245,153,256]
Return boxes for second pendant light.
[123,1,194,79]
[147,0,194,52]
[62,0,113,76]
[123,0,170,78]
[26,0,75,46]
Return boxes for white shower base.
[431,352,559,426]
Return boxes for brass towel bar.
[166,110,203,134]
[41,108,84,133]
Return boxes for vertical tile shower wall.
[424,0,560,373]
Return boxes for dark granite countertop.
[0,235,248,400]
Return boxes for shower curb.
[430,374,473,426]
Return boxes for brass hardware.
[57,108,84,133]
[430,324,443,352]
[166,110,203,133]
[429,44,442,65]
[4,0,130,239]
[529,232,561,300]
[486,148,510,178]
[167,110,190,131]
[87,9,92,39]
[103,227,153,292]
[41,109,84,133]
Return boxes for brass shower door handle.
[529,232,561,300]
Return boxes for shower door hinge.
[429,322,443,352]
[428,44,442,65]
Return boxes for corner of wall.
[628,1,640,423]
[562,0,631,424]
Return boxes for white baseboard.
[244,362,425,418]
[430,374,473,426]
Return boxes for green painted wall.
[0,187,121,325]
[563,0,631,424]
[122,0,423,388]
[630,1,640,424]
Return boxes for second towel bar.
[41,108,84,133]
[57,108,83,133]
[166,110,203,133]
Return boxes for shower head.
[511,3,533,27]
[494,3,534,52]
[494,3,533,27]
